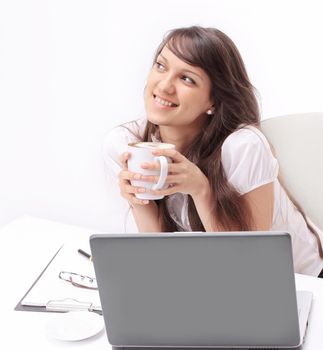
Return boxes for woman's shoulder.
[221,125,279,194]
[104,117,147,143]
[222,125,270,151]
[103,117,147,149]
[102,117,147,163]
[221,124,275,162]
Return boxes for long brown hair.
[134,25,322,258]
[141,26,260,231]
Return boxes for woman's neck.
[157,116,208,152]
[159,125,200,153]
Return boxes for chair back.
[261,113,323,231]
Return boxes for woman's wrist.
[192,186,212,207]
[130,200,162,232]
[191,172,211,201]
[191,175,221,231]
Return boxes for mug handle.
[152,156,168,190]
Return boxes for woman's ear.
[206,105,215,116]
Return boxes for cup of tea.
[127,142,175,200]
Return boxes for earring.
[206,109,214,115]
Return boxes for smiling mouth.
[153,94,178,107]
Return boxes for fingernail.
[138,188,146,193]
[133,173,141,180]
[143,200,149,204]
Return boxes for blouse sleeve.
[102,121,142,182]
[102,127,128,182]
[221,127,279,195]
[101,123,141,233]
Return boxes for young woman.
[103,26,323,276]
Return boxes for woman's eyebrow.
[158,53,168,62]
[158,54,204,82]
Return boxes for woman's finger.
[151,149,185,163]
[140,162,183,174]
[122,191,149,206]
[123,189,150,206]
[119,180,149,205]
[123,183,147,195]
[140,161,160,170]
[130,197,150,205]
[139,174,183,184]
[164,175,183,184]
[150,184,179,197]
[119,152,131,169]
[138,174,160,183]
[119,170,142,181]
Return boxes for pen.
[78,249,92,261]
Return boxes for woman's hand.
[118,152,151,206]
[118,152,162,232]
[139,149,210,199]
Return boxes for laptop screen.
[90,232,300,348]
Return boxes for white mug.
[127,142,175,200]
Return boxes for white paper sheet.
[21,238,101,311]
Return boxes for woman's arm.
[241,182,274,230]
[141,149,228,231]
[140,148,275,232]
[192,181,274,231]
[130,201,163,232]
[118,152,162,232]
[191,180,226,231]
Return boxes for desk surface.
[1,215,323,349]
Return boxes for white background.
[1,0,323,230]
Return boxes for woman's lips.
[153,94,178,108]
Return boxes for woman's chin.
[146,113,166,126]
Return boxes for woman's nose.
[158,75,175,95]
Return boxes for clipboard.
[15,241,102,314]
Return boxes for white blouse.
[102,118,323,276]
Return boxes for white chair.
[261,112,323,232]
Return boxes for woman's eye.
[156,62,165,71]
[182,76,195,85]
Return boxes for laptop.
[90,232,312,350]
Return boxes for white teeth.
[154,95,176,107]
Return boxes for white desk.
[1,216,323,349]
[0,216,109,349]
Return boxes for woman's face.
[144,45,213,129]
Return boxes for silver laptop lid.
[90,232,300,348]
